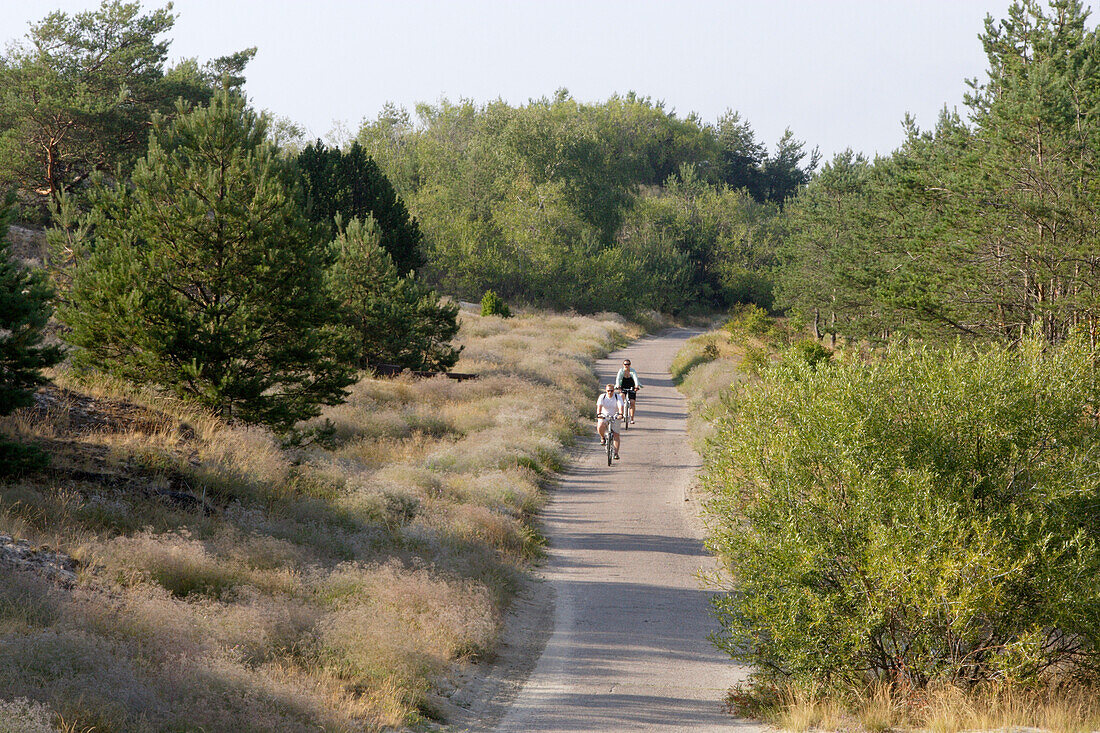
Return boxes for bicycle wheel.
[606,426,614,466]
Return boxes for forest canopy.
[354,93,815,313]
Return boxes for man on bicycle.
[596,383,623,460]
[615,359,642,424]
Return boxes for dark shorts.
[621,389,637,401]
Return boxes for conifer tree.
[0,192,63,474]
[327,217,460,371]
[296,141,425,274]
[0,1,254,216]
[716,110,766,201]
[61,92,355,430]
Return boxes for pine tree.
[61,92,355,430]
[760,130,820,205]
[0,192,63,474]
[327,218,460,371]
[0,1,254,216]
[959,0,1100,341]
[296,141,425,274]
[716,109,766,201]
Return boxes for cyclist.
[615,359,642,424]
[595,383,623,460]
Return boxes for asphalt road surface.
[494,329,760,732]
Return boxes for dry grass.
[735,682,1100,733]
[0,306,637,731]
[670,329,747,450]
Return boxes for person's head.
[623,360,631,370]
[605,384,615,395]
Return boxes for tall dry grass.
[670,329,746,451]
[732,682,1100,733]
[0,306,636,731]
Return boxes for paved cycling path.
[493,328,758,732]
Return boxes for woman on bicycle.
[615,360,642,424]
[596,383,623,460]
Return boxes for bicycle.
[617,389,629,431]
[597,411,621,466]
[620,385,640,426]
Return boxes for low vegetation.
[677,313,1100,731]
[737,682,1100,733]
[0,307,637,731]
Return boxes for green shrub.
[791,338,832,369]
[724,304,771,342]
[705,336,1100,691]
[724,268,775,311]
[480,290,511,318]
[740,345,769,376]
[0,441,49,477]
[61,92,355,430]
[0,192,62,474]
[328,217,460,371]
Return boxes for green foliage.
[779,2,1100,344]
[44,192,90,296]
[716,110,767,200]
[327,218,460,372]
[0,1,254,217]
[0,192,62,474]
[480,290,511,318]
[61,92,355,430]
[0,193,62,416]
[706,336,1100,690]
[716,110,820,205]
[790,338,832,369]
[775,150,879,341]
[739,345,770,377]
[617,166,779,312]
[355,93,789,313]
[0,441,49,477]
[296,140,424,274]
[724,304,772,340]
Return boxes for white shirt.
[596,393,622,418]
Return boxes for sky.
[5,0,1091,160]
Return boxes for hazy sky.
[6,0,1091,160]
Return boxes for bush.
[705,336,1100,691]
[0,440,49,477]
[740,345,770,376]
[791,338,832,369]
[480,290,511,318]
[724,304,771,341]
